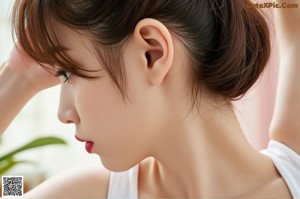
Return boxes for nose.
[57,84,80,124]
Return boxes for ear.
[132,18,174,85]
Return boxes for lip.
[75,135,94,153]
[85,142,94,153]
[75,135,86,142]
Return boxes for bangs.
[12,0,96,78]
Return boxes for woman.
[0,0,299,198]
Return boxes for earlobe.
[134,18,174,85]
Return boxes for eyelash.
[55,70,71,83]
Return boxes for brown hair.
[12,0,270,103]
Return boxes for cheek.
[74,78,149,153]
[76,79,124,131]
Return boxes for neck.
[147,97,276,197]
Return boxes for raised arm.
[0,45,59,134]
[269,0,300,153]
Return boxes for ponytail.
[199,0,270,100]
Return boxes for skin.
[270,0,300,153]
[0,3,298,198]
[0,46,59,133]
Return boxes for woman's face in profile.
[54,21,167,171]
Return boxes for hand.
[4,43,60,92]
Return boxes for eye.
[55,70,72,83]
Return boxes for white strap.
[261,140,300,197]
[107,165,139,199]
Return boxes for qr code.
[1,176,23,198]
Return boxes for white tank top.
[107,140,300,198]
[107,165,139,199]
[261,140,300,197]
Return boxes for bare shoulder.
[24,164,110,199]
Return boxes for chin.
[100,156,139,172]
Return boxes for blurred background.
[0,0,279,193]
[0,0,102,191]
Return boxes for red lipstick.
[85,142,94,153]
[75,135,94,153]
